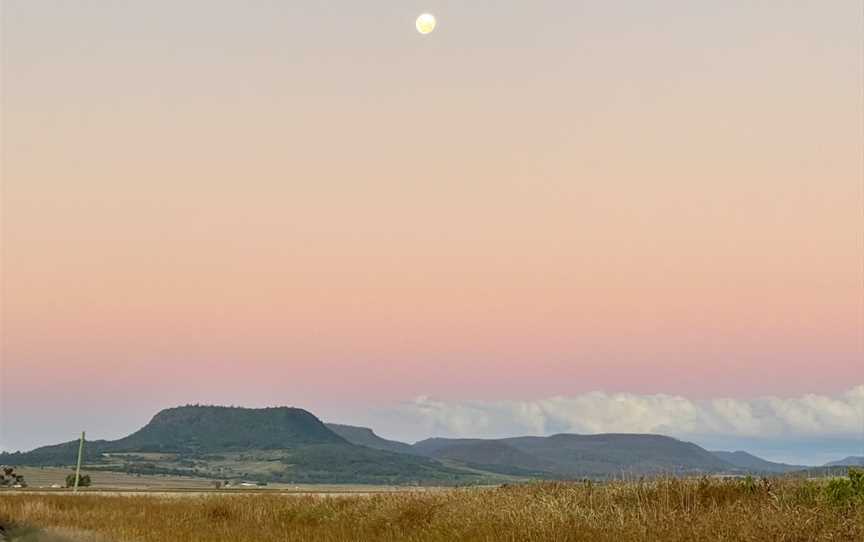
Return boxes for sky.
[1,1,862,464]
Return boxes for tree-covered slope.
[0,406,499,484]
[110,405,346,453]
[710,451,803,473]
[414,434,735,477]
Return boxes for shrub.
[849,467,864,494]
[64,474,91,488]
[823,469,864,506]
[824,478,854,505]
[0,467,27,488]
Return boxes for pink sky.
[1,1,862,451]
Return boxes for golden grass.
[1,478,862,541]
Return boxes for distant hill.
[824,456,864,467]
[785,465,859,478]
[7,404,825,483]
[413,434,733,477]
[412,438,486,457]
[325,424,414,455]
[710,451,804,473]
[0,406,491,485]
[415,439,557,477]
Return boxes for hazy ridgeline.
[2,477,863,542]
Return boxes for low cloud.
[396,386,864,440]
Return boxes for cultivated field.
[7,467,217,491]
[1,476,863,541]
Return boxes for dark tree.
[65,473,92,488]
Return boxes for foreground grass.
[1,478,862,541]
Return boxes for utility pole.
[73,431,85,493]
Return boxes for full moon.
[416,13,436,35]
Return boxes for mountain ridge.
[824,456,864,467]
[413,433,733,477]
[0,406,483,484]
[324,423,415,455]
[2,404,818,483]
[710,450,804,473]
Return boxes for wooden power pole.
[73,431,85,493]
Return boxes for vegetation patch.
[1,474,862,541]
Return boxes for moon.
[416,13,437,35]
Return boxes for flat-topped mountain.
[114,405,345,452]
[1,405,346,462]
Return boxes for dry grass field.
[1,476,863,542]
[8,467,422,496]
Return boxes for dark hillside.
[325,424,414,454]
[412,438,486,457]
[710,451,803,473]
[503,434,731,476]
[110,405,345,453]
[414,434,733,477]
[0,406,497,484]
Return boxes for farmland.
[2,475,863,541]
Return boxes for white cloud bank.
[397,386,864,440]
